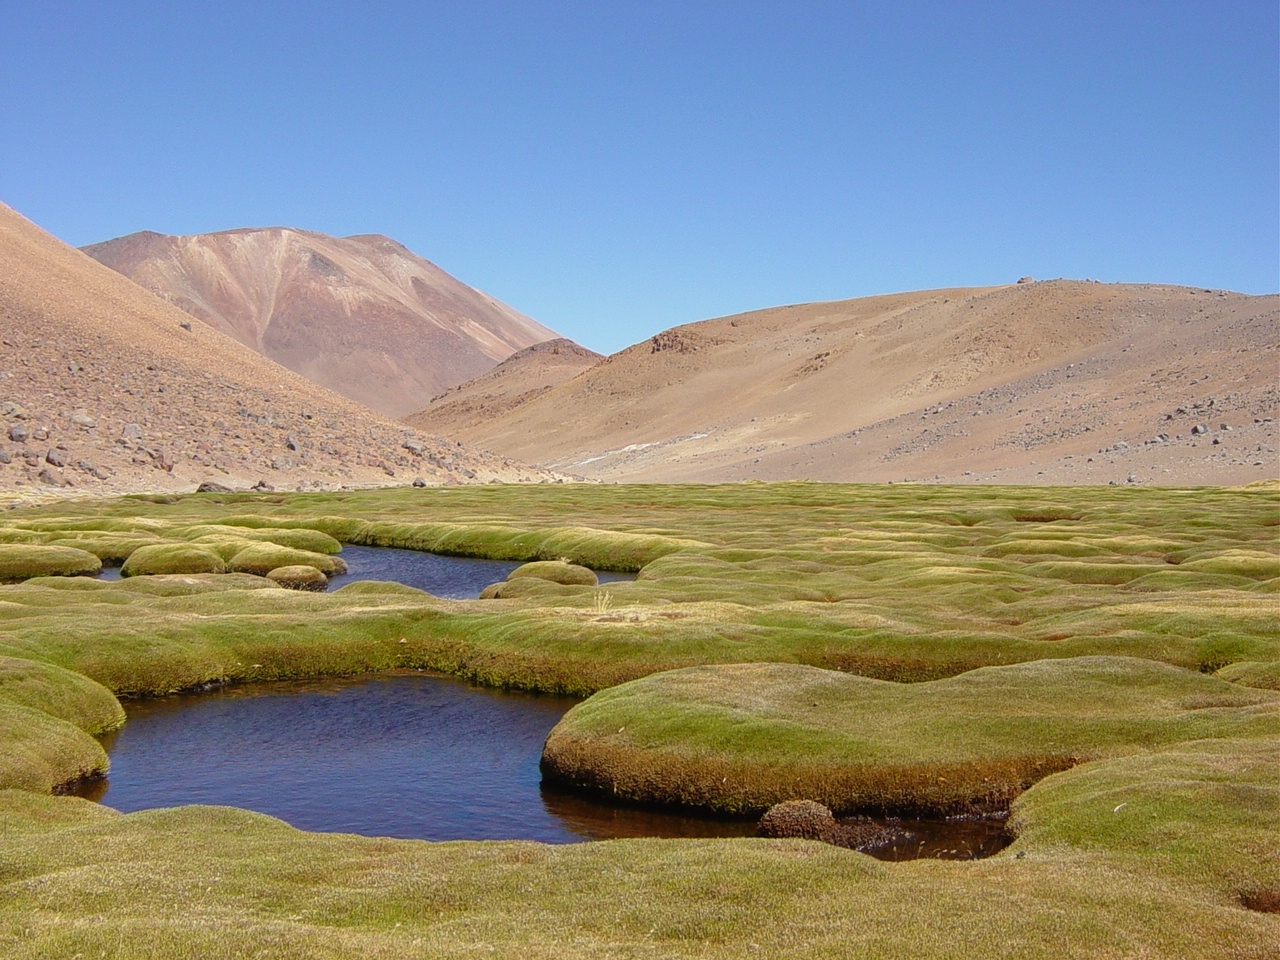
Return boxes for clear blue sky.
[2,1,1276,354]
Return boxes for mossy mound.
[507,560,599,586]
[1008,737,1280,904]
[176,524,343,555]
[227,543,347,578]
[1180,550,1280,580]
[266,565,328,592]
[45,535,164,564]
[541,657,1280,815]
[0,702,110,792]
[0,656,121,794]
[120,543,227,577]
[113,573,279,597]
[755,799,905,851]
[0,656,125,735]
[0,544,102,583]
[1216,660,1280,690]
[479,577,589,599]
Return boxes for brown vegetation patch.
[756,799,908,851]
[1237,888,1280,914]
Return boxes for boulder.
[196,481,234,493]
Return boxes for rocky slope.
[0,203,560,502]
[83,227,560,417]
[409,280,1279,486]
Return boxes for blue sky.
[2,1,1276,354]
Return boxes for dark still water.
[83,672,1010,857]
[86,672,754,843]
[326,546,522,598]
[328,545,636,598]
[99,544,636,598]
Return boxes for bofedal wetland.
[0,481,1277,958]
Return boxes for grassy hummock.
[1216,660,1280,690]
[266,565,328,591]
[226,542,347,577]
[120,543,226,577]
[0,656,125,735]
[507,559,599,585]
[0,656,122,793]
[0,543,101,583]
[541,657,1280,815]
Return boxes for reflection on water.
[83,672,1008,856]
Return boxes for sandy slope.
[409,281,1279,485]
[407,338,602,436]
[0,203,560,501]
[83,227,560,417]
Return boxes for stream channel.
[85,546,1010,859]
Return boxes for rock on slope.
[0,202,558,501]
[408,281,1279,485]
[407,338,602,436]
[83,227,561,417]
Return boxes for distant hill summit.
[413,281,1279,486]
[407,338,602,436]
[83,227,562,417]
[0,202,560,498]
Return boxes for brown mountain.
[0,202,559,501]
[405,280,1279,486]
[82,227,560,417]
[407,338,602,437]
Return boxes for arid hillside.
[409,281,1279,485]
[0,202,559,501]
[83,227,560,417]
[408,338,602,436]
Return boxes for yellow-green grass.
[507,559,599,585]
[0,543,101,583]
[0,656,123,792]
[541,657,1280,815]
[171,523,344,554]
[44,533,165,563]
[1217,660,1280,690]
[0,737,1274,958]
[225,542,348,577]
[120,542,227,576]
[1006,737,1280,910]
[266,565,328,591]
[0,484,1271,701]
[0,656,124,735]
[0,484,1274,957]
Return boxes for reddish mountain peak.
[83,226,574,418]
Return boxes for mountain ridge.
[83,226,560,417]
[0,202,560,500]
[405,280,1279,485]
